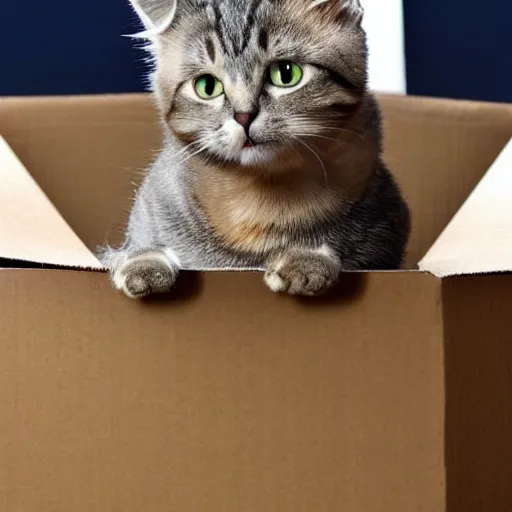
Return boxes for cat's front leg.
[264,245,341,297]
[102,247,180,299]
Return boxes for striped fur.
[101,0,410,297]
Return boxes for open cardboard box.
[1,94,512,511]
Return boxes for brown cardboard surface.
[0,270,444,512]
[2,93,512,511]
[380,95,512,266]
[0,94,160,253]
[0,137,101,268]
[443,276,512,511]
[420,138,512,276]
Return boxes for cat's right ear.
[306,0,364,25]
[128,0,178,37]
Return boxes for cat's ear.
[307,0,364,24]
[128,0,178,36]
[341,0,363,21]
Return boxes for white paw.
[112,251,178,299]
[264,248,340,296]
[264,271,287,293]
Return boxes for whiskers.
[322,126,365,142]
[293,137,329,187]
[175,135,213,165]
[284,114,369,186]
[175,133,245,168]
[287,115,365,142]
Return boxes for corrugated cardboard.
[0,94,512,512]
[0,137,100,269]
[420,139,512,277]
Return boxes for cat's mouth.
[242,136,257,149]
[195,138,279,167]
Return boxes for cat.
[100,0,411,298]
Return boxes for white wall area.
[361,0,406,94]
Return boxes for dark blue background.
[403,1,511,102]
[1,0,511,102]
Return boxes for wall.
[362,0,406,94]
[0,0,510,102]
[0,0,141,95]
[404,0,511,102]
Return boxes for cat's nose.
[234,112,256,133]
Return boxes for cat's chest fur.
[193,167,341,255]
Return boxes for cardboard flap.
[420,138,512,278]
[0,137,102,269]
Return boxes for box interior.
[1,93,512,271]
[2,94,512,512]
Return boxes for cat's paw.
[264,248,340,297]
[112,252,178,299]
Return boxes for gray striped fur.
[100,0,410,298]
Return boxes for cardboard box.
[1,94,512,511]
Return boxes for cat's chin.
[197,144,283,170]
[238,145,277,167]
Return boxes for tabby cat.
[101,0,410,297]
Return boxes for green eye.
[269,61,303,88]
[194,74,224,99]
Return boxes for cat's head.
[129,0,368,171]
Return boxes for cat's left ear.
[128,0,178,36]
